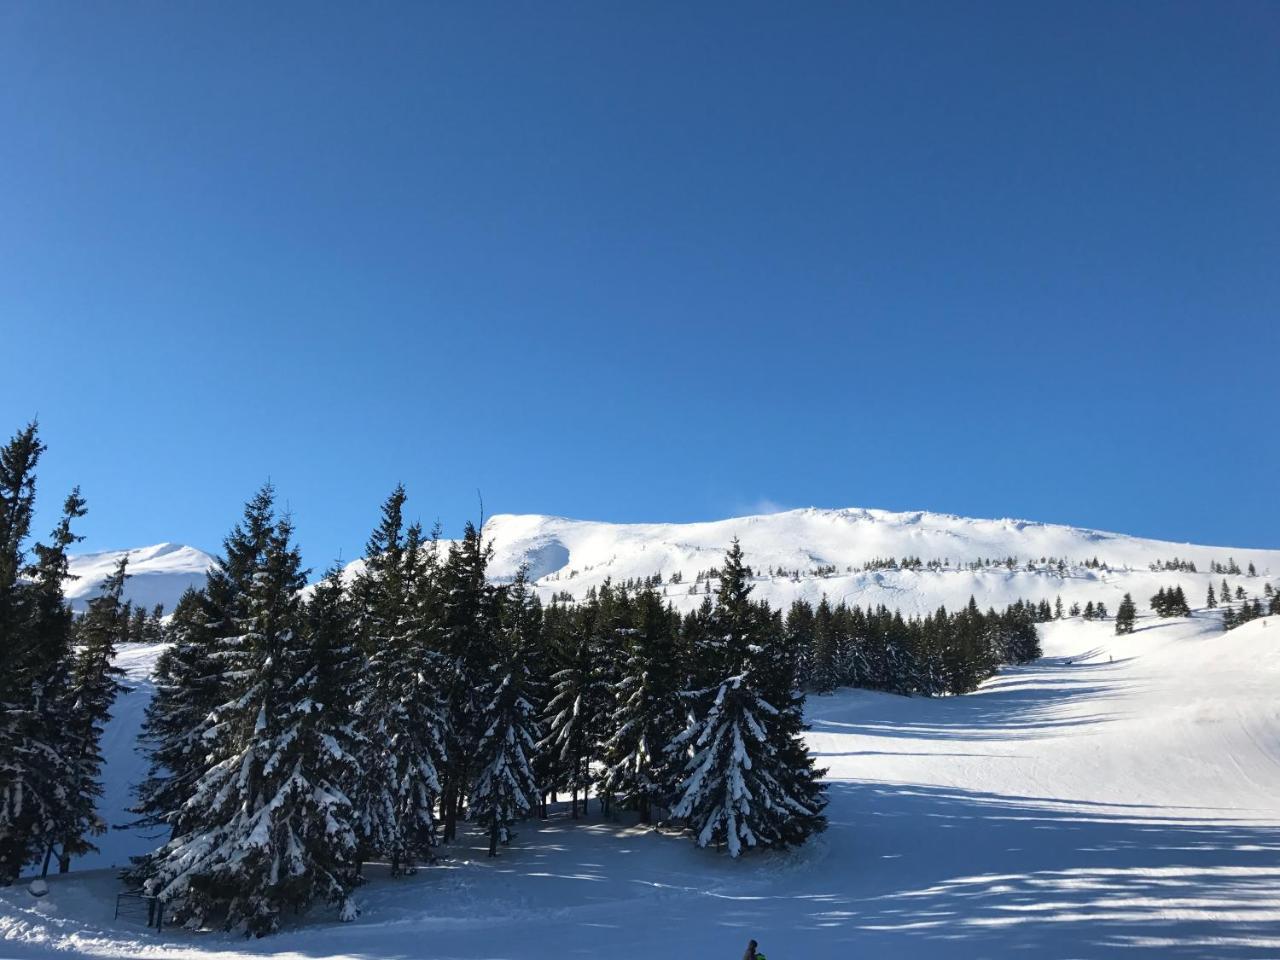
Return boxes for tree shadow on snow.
[723,781,1280,959]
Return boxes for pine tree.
[667,541,827,857]
[133,488,278,859]
[1115,593,1137,635]
[540,603,605,819]
[0,419,85,882]
[51,556,129,874]
[131,587,223,843]
[349,488,446,873]
[470,568,542,856]
[141,488,359,934]
[1206,583,1217,609]
[438,521,496,840]
[601,585,684,822]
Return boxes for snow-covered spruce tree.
[0,419,85,883]
[751,601,827,848]
[784,600,816,691]
[667,540,827,857]
[438,521,497,841]
[349,488,446,874]
[587,581,631,817]
[131,586,224,844]
[601,585,684,822]
[142,490,360,934]
[0,421,48,882]
[533,598,574,814]
[1115,593,1137,635]
[131,487,279,863]
[539,598,608,819]
[470,568,542,856]
[49,556,129,874]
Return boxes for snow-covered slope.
[484,508,1279,616]
[75,508,1278,619]
[4,614,1279,958]
[66,544,215,613]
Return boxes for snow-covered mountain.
[484,507,1279,616]
[70,508,1279,618]
[66,543,216,613]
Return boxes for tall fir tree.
[141,489,359,934]
[51,556,129,874]
[131,587,223,843]
[438,521,497,840]
[0,419,85,883]
[349,488,446,874]
[667,541,827,857]
[601,585,684,822]
[1115,593,1137,635]
[470,568,542,856]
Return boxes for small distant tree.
[1115,594,1137,635]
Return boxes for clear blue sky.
[2,1,1277,564]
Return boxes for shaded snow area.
[4,616,1280,958]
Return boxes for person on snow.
[743,939,766,960]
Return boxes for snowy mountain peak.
[480,506,1278,616]
[69,507,1279,619]
[66,543,216,612]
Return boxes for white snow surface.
[4,614,1280,958]
[65,545,215,614]
[485,507,1278,617]
[71,507,1280,618]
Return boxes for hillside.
[65,544,215,613]
[2,614,1277,958]
[68,507,1280,619]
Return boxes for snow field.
[4,615,1279,958]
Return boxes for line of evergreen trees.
[122,486,828,935]
[1150,586,1191,618]
[782,596,1042,696]
[0,423,129,884]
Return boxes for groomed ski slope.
[3,615,1278,959]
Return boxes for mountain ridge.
[67,506,1279,619]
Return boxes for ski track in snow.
[4,616,1280,958]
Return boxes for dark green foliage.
[667,541,827,856]
[349,487,446,870]
[0,422,87,882]
[437,521,498,840]
[140,487,364,934]
[470,568,543,855]
[1150,586,1190,618]
[1115,593,1137,635]
[55,556,129,873]
[131,587,223,841]
[600,585,684,821]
